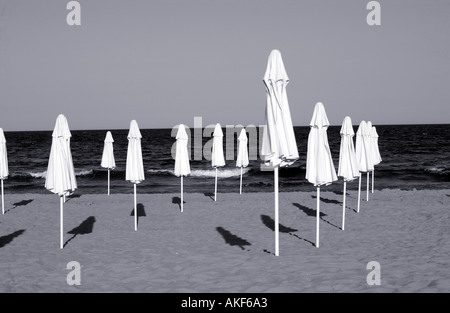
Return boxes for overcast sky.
[0,0,449,131]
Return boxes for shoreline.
[0,189,449,292]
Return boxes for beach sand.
[0,188,449,293]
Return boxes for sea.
[2,124,449,195]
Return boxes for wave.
[76,169,94,177]
[147,167,251,178]
[29,171,47,179]
[190,168,250,178]
[424,167,449,177]
[147,169,174,176]
[9,169,95,180]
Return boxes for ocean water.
[2,124,449,195]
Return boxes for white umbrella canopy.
[236,129,249,194]
[371,126,382,166]
[0,128,9,215]
[260,49,299,256]
[44,114,77,249]
[355,120,374,211]
[370,126,382,193]
[212,123,225,168]
[366,121,374,198]
[261,50,299,167]
[337,116,360,230]
[212,123,225,201]
[174,124,191,177]
[126,120,145,231]
[174,124,191,212]
[45,114,77,197]
[101,131,116,169]
[101,131,116,195]
[338,116,359,182]
[306,102,337,187]
[355,120,374,173]
[306,102,337,248]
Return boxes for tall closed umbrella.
[126,120,145,231]
[212,123,225,202]
[337,116,360,230]
[306,102,337,248]
[236,129,249,194]
[370,126,382,193]
[260,49,299,256]
[45,114,77,249]
[355,120,374,212]
[366,121,374,200]
[101,131,116,195]
[174,124,190,212]
[0,128,8,215]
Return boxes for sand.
[0,188,449,293]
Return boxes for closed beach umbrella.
[0,128,8,215]
[126,120,145,231]
[260,49,299,256]
[306,102,337,248]
[355,120,374,212]
[366,121,374,199]
[370,126,382,193]
[101,131,116,195]
[212,123,225,202]
[174,124,190,212]
[45,114,77,249]
[236,129,249,194]
[337,116,360,230]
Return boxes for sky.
[0,0,449,131]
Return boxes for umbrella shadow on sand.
[293,203,327,218]
[5,199,33,213]
[172,197,186,211]
[130,203,146,227]
[293,202,341,230]
[260,215,315,248]
[65,193,82,203]
[311,195,341,205]
[203,192,215,201]
[64,216,96,248]
[216,227,251,251]
[0,229,26,248]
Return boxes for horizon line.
[3,122,449,133]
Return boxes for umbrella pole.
[1,179,4,215]
[60,196,64,249]
[240,167,243,194]
[181,176,183,213]
[372,169,375,193]
[274,166,279,256]
[108,169,110,196]
[214,168,218,202]
[134,184,137,231]
[357,175,361,213]
[316,186,320,248]
[342,181,346,230]
[366,172,369,201]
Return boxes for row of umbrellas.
[0,50,382,254]
[44,116,147,248]
[260,50,382,255]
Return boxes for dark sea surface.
[2,124,449,195]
